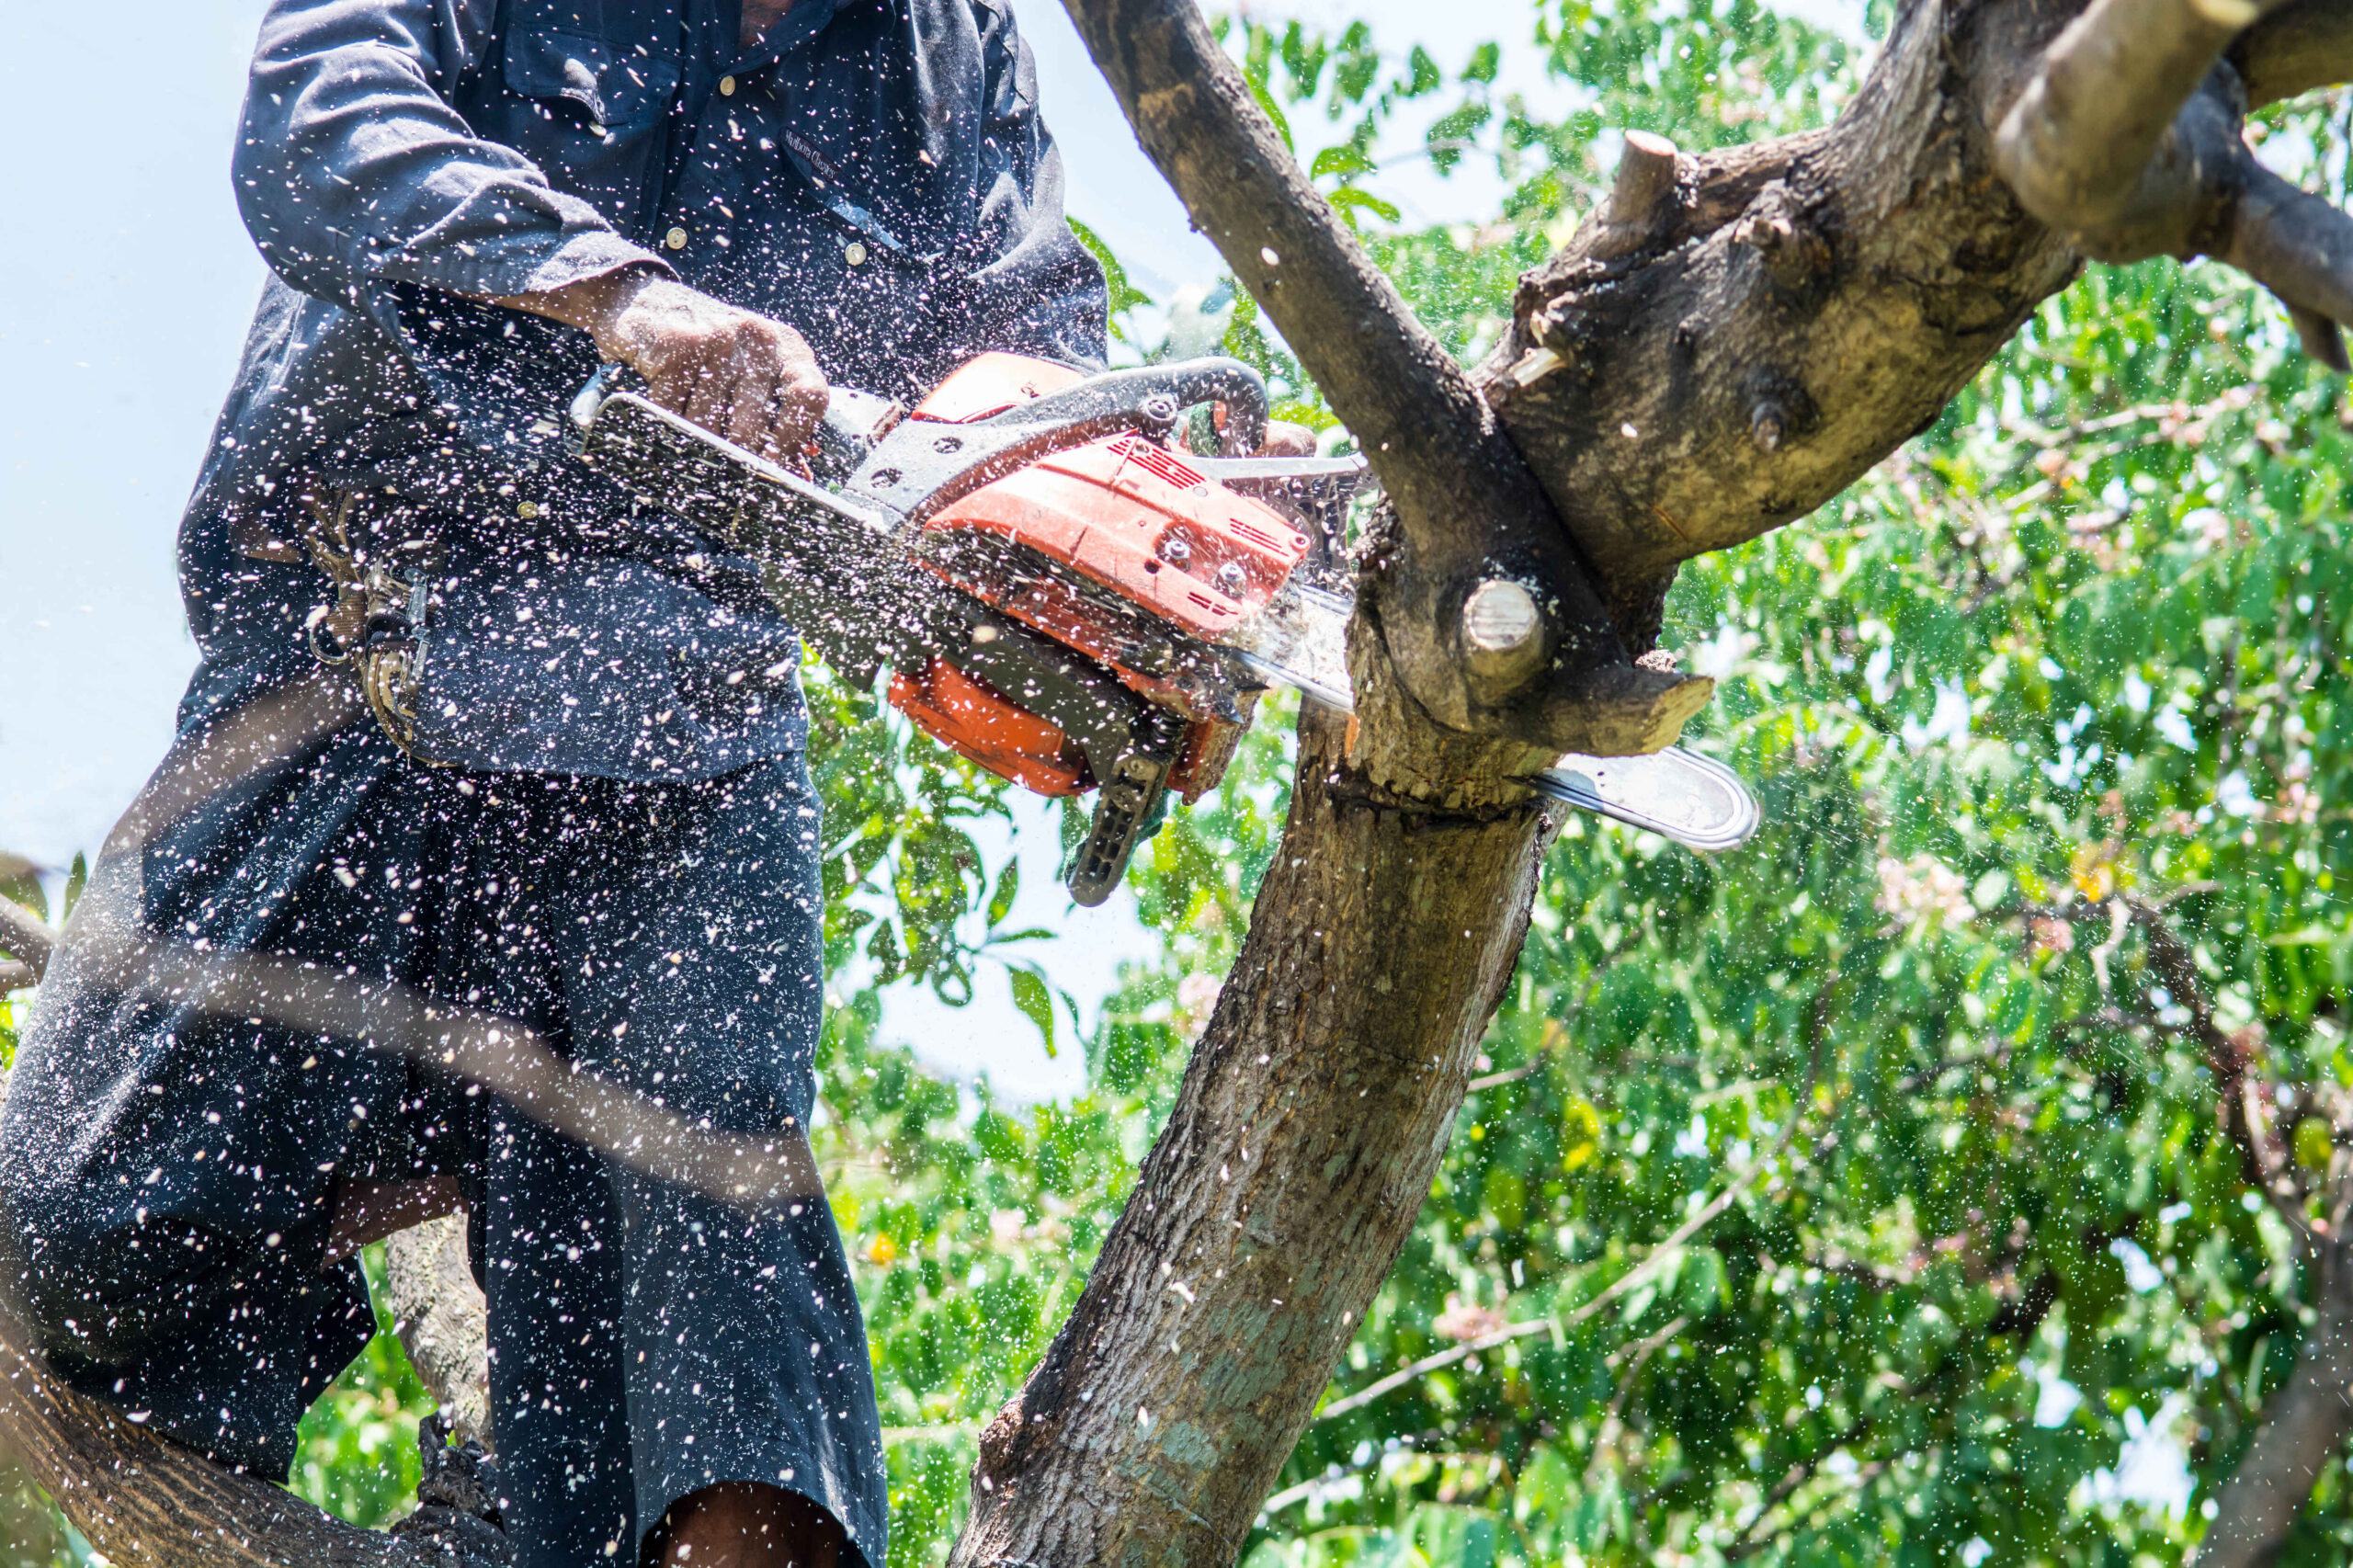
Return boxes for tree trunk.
[951,700,1556,1567]
[2195,1233,2353,1567]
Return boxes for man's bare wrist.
[484,266,662,358]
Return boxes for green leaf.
[1327,187,1402,226]
[987,858,1020,927]
[1246,74,1295,153]
[1311,144,1377,180]
[1066,217,1152,320]
[62,852,86,923]
[1009,966,1057,1057]
[1404,44,1441,97]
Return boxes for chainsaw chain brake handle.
[832,357,1271,532]
[567,358,1264,904]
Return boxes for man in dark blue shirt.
[0,0,1106,1563]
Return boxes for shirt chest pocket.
[494,32,679,238]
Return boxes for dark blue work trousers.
[0,684,886,1568]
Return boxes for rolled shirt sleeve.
[235,0,669,306]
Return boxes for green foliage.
[288,1246,438,1528]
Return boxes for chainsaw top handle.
[569,355,1271,462]
[972,358,1268,457]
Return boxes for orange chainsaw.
[569,351,1757,903]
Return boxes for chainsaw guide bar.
[571,354,1760,903]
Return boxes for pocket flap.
[506,32,677,129]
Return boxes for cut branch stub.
[1585,131,1685,259]
[1059,0,1711,756]
[1461,577,1547,699]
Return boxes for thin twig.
[1316,979,1838,1426]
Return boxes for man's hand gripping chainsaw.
[569,352,1758,904]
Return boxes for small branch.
[1584,1313,1690,1485]
[1994,0,2271,241]
[0,899,55,983]
[1314,985,1834,1426]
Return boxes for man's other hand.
[493,268,830,461]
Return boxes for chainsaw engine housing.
[883,354,1310,809]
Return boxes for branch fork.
[1995,0,2353,369]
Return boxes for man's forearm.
[484,265,659,352]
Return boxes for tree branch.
[2222,159,2353,370]
[381,1218,493,1453]
[1055,0,1711,756]
[2192,1236,2353,1564]
[2231,0,2353,108]
[0,898,55,983]
[0,1300,429,1568]
[1994,0,2271,242]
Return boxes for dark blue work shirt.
[183,0,1107,778]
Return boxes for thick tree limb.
[1057,0,1711,755]
[1479,0,2082,594]
[0,1301,429,1568]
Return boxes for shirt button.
[719,74,737,96]
[665,227,689,250]
[844,241,868,266]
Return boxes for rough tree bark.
[380,1219,493,1455]
[8,0,2353,1562]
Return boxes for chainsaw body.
[887,354,1313,806]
